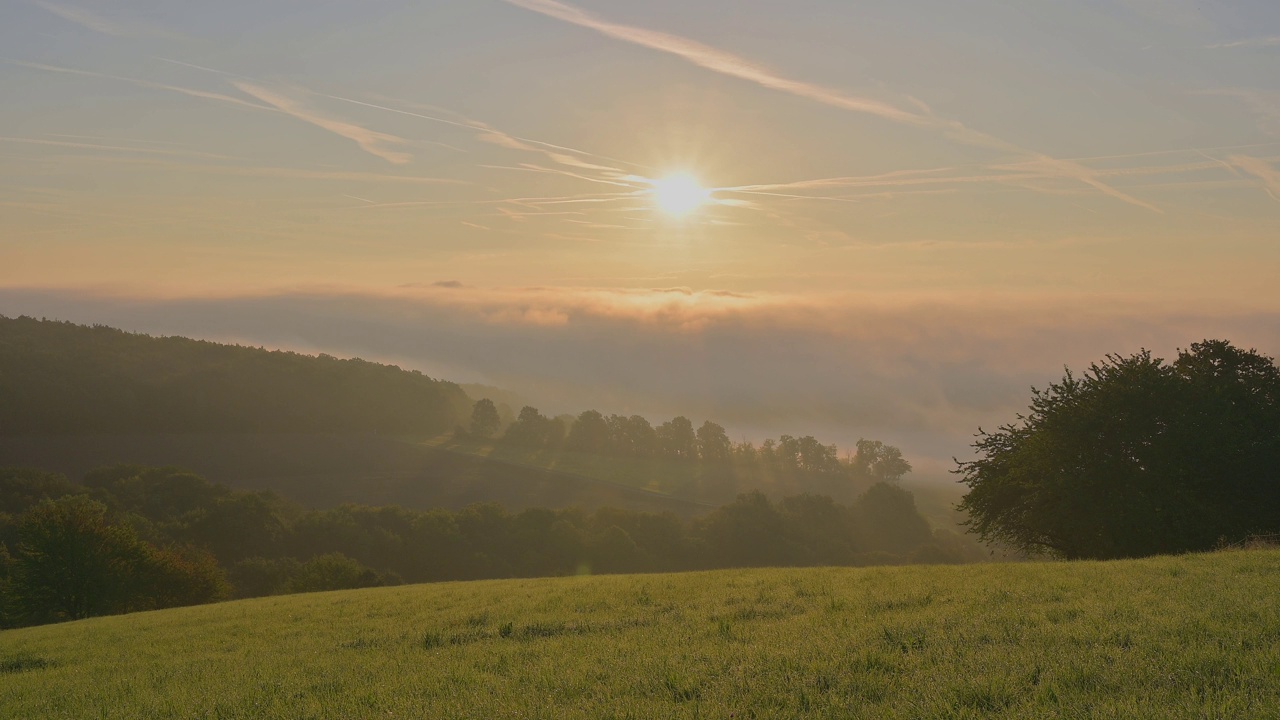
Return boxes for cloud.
[499,0,1160,213]
[1204,36,1280,49]
[720,155,1225,207]
[32,0,182,39]
[10,61,272,113]
[10,152,473,189]
[198,165,465,185]
[319,92,639,175]
[1229,155,1280,202]
[231,83,412,165]
[502,0,936,129]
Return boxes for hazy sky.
[3,1,1279,472]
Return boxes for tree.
[12,497,144,621]
[469,398,501,438]
[503,405,553,446]
[956,341,1280,559]
[850,483,933,555]
[287,553,387,593]
[566,410,610,453]
[852,439,912,483]
[135,544,228,609]
[657,416,698,460]
[697,492,793,567]
[797,436,840,474]
[183,492,287,563]
[696,421,732,464]
[0,468,83,515]
[10,496,226,622]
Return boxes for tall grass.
[2,550,1278,718]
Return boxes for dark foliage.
[11,495,226,623]
[957,340,1280,559]
[496,404,910,502]
[0,464,959,626]
[469,399,501,438]
[0,315,470,435]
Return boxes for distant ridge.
[0,315,471,435]
[0,316,710,514]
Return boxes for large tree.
[956,340,1280,559]
[469,398,501,438]
[11,496,227,622]
[695,421,732,464]
[852,439,912,483]
[13,496,142,621]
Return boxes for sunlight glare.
[651,173,710,217]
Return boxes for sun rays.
[649,173,711,217]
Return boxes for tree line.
[465,399,912,500]
[0,464,978,627]
[0,315,470,434]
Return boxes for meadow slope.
[2,550,1279,719]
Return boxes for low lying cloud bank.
[3,285,1277,475]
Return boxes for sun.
[651,173,710,217]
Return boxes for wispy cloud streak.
[1229,155,1280,202]
[1204,36,1280,49]
[318,91,645,173]
[500,0,1160,212]
[10,61,272,112]
[32,0,182,39]
[720,158,1218,204]
[502,0,937,129]
[232,83,412,165]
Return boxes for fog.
[4,286,1277,477]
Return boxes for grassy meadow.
[3,550,1279,719]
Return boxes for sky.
[2,0,1279,474]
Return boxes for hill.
[0,315,470,435]
[0,316,900,514]
[0,433,709,515]
[2,549,1276,718]
[0,316,715,513]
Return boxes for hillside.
[0,315,470,435]
[0,316,900,514]
[433,433,882,507]
[0,316,713,514]
[2,549,1277,718]
[0,433,708,515]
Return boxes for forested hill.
[0,315,471,435]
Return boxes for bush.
[287,553,387,594]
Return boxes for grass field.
[3,550,1279,718]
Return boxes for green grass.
[4,550,1280,718]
